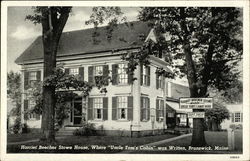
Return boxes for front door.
[73,98,82,125]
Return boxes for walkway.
[120,133,192,153]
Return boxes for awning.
[166,101,192,114]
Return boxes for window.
[156,99,164,121]
[141,97,150,121]
[28,100,40,120]
[69,68,79,75]
[141,66,150,86]
[93,98,103,120]
[117,96,128,120]
[118,64,128,84]
[234,112,241,122]
[156,75,163,89]
[94,66,103,76]
[29,71,37,81]
[167,113,174,118]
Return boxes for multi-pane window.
[28,100,40,120]
[142,66,150,86]
[69,68,79,75]
[156,99,164,121]
[234,112,241,122]
[29,71,37,81]
[141,97,150,121]
[117,96,128,120]
[94,66,103,76]
[156,75,163,89]
[118,64,128,84]
[93,98,103,120]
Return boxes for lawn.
[130,130,242,154]
[7,133,177,153]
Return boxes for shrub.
[22,123,30,133]
[73,123,97,136]
[12,117,21,134]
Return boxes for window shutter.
[156,74,159,89]
[65,68,70,75]
[128,70,133,84]
[103,97,108,120]
[79,67,84,81]
[140,97,143,121]
[112,97,117,120]
[147,97,150,121]
[112,64,118,85]
[24,71,29,90]
[127,96,133,120]
[140,65,143,85]
[88,98,93,120]
[156,99,159,121]
[241,113,243,122]
[24,100,29,120]
[103,65,109,85]
[147,66,150,86]
[36,71,41,81]
[160,100,164,120]
[231,113,234,123]
[88,66,94,84]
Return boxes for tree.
[205,104,230,131]
[7,71,22,117]
[29,67,92,128]
[7,71,22,133]
[124,7,242,146]
[26,7,72,142]
[26,6,124,142]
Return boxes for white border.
[1,1,250,161]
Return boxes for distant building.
[221,104,243,129]
[15,21,190,136]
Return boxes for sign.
[188,112,205,118]
[180,98,213,109]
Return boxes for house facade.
[221,104,243,130]
[15,21,190,136]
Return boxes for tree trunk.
[40,7,70,142]
[179,7,207,147]
[211,120,219,131]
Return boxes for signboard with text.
[180,98,213,109]
[187,112,205,118]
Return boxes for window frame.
[69,68,79,75]
[142,66,150,86]
[93,97,103,120]
[141,97,150,121]
[117,64,128,85]
[234,112,241,123]
[117,96,128,120]
[156,75,163,89]
[94,66,104,76]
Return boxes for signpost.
[180,98,213,109]
[187,112,205,118]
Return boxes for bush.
[12,117,21,134]
[73,123,97,136]
[22,123,30,133]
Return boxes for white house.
[15,21,190,136]
[221,104,243,130]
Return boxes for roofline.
[15,46,142,65]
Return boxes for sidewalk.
[120,133,192,153]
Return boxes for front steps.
[56,127,80,136]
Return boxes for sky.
[7,7,140,72]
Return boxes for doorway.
[73,98,82,125]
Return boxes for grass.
[8,133,42,143]
[131,130,242,154]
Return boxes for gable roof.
[15,21,151,64]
